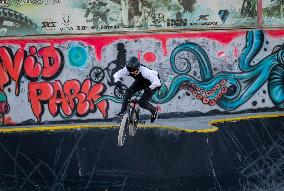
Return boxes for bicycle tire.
[129,110,138,137]
[118,113,129,147]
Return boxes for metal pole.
[257,0,263,27]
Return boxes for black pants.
[120,81,160,115]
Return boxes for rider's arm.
[113,67,129,82]
[140,67,161,90]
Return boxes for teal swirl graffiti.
[268,51,284,108]
[100,30,284,111]
[94,95,122,104]
[153,30,284,110]
[170,42,213,79]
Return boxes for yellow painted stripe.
[0,113,283,134]
[208,113,284,129]
[0,124,116,133]
[137,124,218,133]
[0,123,216,134]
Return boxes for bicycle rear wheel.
[118,113,129,146]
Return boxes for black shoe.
[151,109,158,123]
[116,111,125,118]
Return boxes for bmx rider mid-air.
[114,56,161,123]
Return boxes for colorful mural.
[0,29,284,125]
[0,89,9,122]
[0,0,257,36]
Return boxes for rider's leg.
[138,87,159,115]
[118,81,143,115]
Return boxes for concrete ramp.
[0,115,283,191]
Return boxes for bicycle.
[117,98,145,147]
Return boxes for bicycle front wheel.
[118,113,129,147]
[129,110,138,137]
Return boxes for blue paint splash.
[68,46,88,67]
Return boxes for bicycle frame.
[128,99,140,123]
[117,99,140,147]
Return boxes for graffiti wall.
[0,0,257,36]
[0,29,284,125]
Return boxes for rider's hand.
[146,87,153,93]
[115,81,123,89]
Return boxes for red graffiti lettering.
[49,81,72,117]
[0,47,24,94]
[64,79,90,116]
[28,82,53,122]
[28,79,108,122]
[24,46,42,80]
[38,47,63,79]
[0,46,64,95]
[0,64,9,90]
[81,79,108,118]
[86,81,108,118]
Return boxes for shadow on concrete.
[0,116,283,191]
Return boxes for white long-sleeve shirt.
[113,66,161,90]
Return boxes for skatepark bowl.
[0,114,283,191]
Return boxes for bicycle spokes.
[118,113,129,146]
